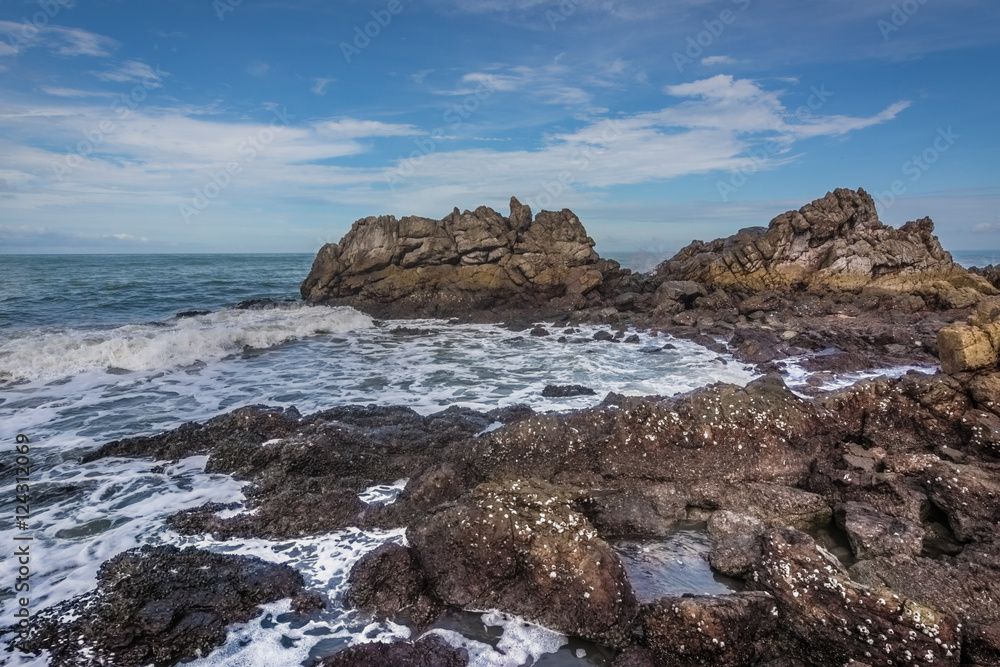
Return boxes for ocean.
[0,254,770,666]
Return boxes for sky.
[0,0,998,255]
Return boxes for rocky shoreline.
[17,188,1000,666]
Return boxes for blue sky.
[0,0,998,255]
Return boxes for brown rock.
[408,480,638,647]
[301,197,618,316]
[641,592,779,666]
[656,188,995,300]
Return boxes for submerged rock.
[541,384,597,397]
[21,546,306,667]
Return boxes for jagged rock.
[343,542,441,628]
[656,188,996,300]
[21,546,306,667]
[708,511,766,577]
[752,528,961,666]
[640,592,779,666]
[833,501,924,559]
[938,301,1000,373]
[408,480,638,647]
[301,197,624,317]
[318,635,468,666]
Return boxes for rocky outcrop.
[301,197,627,317]
[409,480,639,647]
[21,546,307,666]
[656,187,995,301]
[938,297,1000,374]
[74,365,1000,665]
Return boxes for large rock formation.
[656,187,995,300]
[301,197,624,316]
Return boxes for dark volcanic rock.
[408,480,638,647]
[301,197,626,317]
[751,527,961,666]
[318,634,468,666]
[641,592,779,666]
[20,546,305,667]
[343,542,441,628]
[87,404,506,539]
[541,384,597,397]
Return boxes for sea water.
[0,254,922,665]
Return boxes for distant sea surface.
[952,250,1000,269]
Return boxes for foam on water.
[0,305,374,382]
[0,315,761,665]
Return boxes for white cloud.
[973,221,1000,234]
[247,61,270,77]
[0,76,911,239]
[701,55,740,66]
[443,63,594,109]
[40,86,117,98]
[313,119,417,139]
[92,60,164,86]
[0,21,118,57]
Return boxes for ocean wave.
[0,304,374,382]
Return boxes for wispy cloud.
[0,21,118,57]
[701,55,741,66]
[247,61,270,77]
[91,60,164,86]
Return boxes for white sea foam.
[0,318,762,666]
[0,305,373,382]
[358,479,408,505]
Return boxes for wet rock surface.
[316,634,469,667]
[641,592,779,666]
[20,546,306,667]
[409,480,639,647]
[66,365,1000,665]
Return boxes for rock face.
[21,546,306,667]
[318,635,469,667]
[409,480,639,647]
[656,188,994,298]
[301,197,623,316]
[938,298,1000,374]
